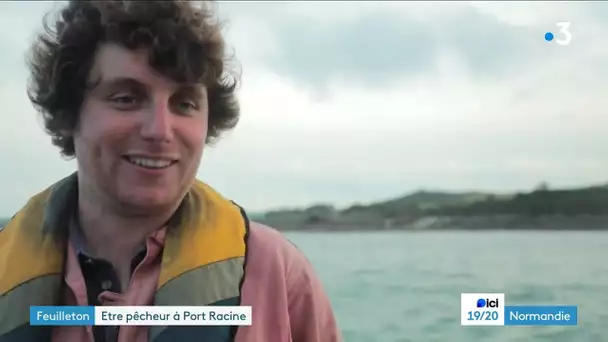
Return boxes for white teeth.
[127,157,172,169]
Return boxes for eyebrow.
[176,84,207,101]
[91,77,145,91]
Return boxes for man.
[0,1,342,342]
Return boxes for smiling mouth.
[123,156,177,169]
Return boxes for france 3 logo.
[461,293,505,326]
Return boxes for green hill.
[255,182,608,230]
[341,190,493,220]
[428,185,608,216]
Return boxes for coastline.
[260,214,608,231]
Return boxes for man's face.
[73,43,208,212]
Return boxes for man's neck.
[76,193,174,269]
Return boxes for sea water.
[286,231,608,342]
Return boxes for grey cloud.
[220,3,556,90]
[266,12,438,89]
[436,8,544,79]
[585,2,608,24]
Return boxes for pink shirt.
[52,222,342,342]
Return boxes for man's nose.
[140,101,174,142]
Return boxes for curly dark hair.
[27,0,239,157]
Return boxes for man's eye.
[110,95,138,104]
[176,101,198,114]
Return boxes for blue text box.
[30,306,95,326]
[504,305,577,326]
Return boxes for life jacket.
[0,173,249,342]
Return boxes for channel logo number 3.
[553,22,572,45]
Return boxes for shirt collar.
[68,213,149,260]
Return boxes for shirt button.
[101,280,113,291]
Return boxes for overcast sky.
[0,1,607,215]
